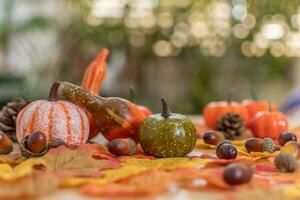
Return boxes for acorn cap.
[274,152,299,173]
[262,138,278,153]
[19,136,48,158]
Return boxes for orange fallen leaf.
[0,172,58,199]
[41,144,120,176]
[81,169,177,196]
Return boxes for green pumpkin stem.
[49,81,62,101]
[129,85,136,103]
[250,86,260,100]
[161,98,171,118]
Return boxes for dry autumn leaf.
[81,169,177,196]
[0,158,46,181]
[41,144,120,176]
[0,143,25,166]
[0,172,58,199]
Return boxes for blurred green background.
[1,0,300,113]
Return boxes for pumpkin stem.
[250,86,260,100]
[129,85,136,103]
[161,98,171,118]
[227,88,235,103]
[49,81,62,101]
[268,101,272,112]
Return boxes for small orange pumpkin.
[16,83,90,145]
[242,100,277,125]
[248,110,288,139]
[203,101,249,130]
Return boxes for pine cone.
[217,112,245,140]
[0,98,28,142]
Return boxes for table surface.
[17,116,300,199]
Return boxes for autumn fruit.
[203,100,248,130]
[139,98,196,158]
[274,152,299,173]
[223,163,253,185]
[216,142,237,160]
[248,109,288,139]
[108,138,136,156]
[25,131,47,153]
[81,49,109,139]
[278,132,297,146]
[242,100,277,126]
[81,49,151,139]
[245,138,263,153]
[16,82,90,145]
[203,130,224,145]
[281,141,300,159]
[54,81,145,141]
[0,131,13,154]
[20,131,49,157]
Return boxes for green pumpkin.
[139,98,197,158]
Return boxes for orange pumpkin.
[203,101,249,130]
[137,105,152,117]
[242,100,277,124]
[248,110,288,139]
[16,83,90,145]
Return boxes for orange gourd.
[55,81,145,141]
[81,49,151,138]
[248,109,288,139]
[203,101,249,130]
[81,48,109,95]
[242,100,277,126]
[16,83,90,145]
[81,49,109,138]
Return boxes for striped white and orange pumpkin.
[16,100,90,145]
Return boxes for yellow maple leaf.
[61,165,147,187]
[61,156,210,187]
[237,146,277,158]
[0,158,46,181]
[124,157,209,170]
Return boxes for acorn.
[281,141,300,159]
[245,138,263,153]
[223,163,253,185]
[20,131,48,158]
[216,142,237,160]
[262,138,278,153]
[278,132,297,146]
[0,131,13,154]
[274,152,299,173]
[108,138,136,156]
[203,131,224,145]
